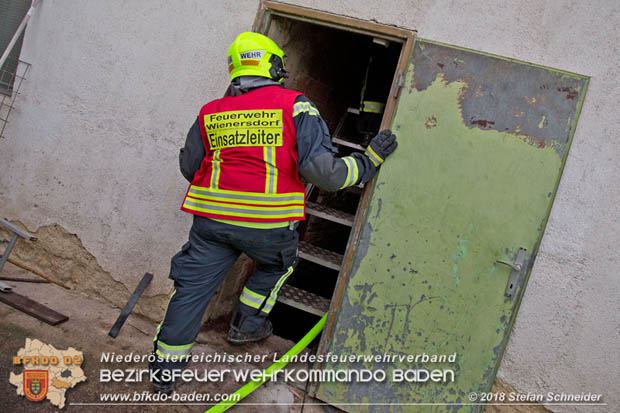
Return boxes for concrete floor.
[0,263,330,413]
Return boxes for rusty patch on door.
[410,40,588,157]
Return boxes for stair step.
[306,202,355,227]
[332,137,366,151]
[277,285,330,317]
[298,241,343,271]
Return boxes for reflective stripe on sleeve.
[292,102,320,117]
[339,156,360,189]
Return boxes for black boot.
[149,363,176,394]
[227,319,273,345]
[151,374,175,394]
[148,354,187,394]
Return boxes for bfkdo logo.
[10,338,87,409]
[24,370,49,402]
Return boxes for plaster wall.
[0,0,618,411]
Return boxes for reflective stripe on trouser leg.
[153,218,241,367]
[156,340,193,360]
[153,289,193,361]
[233,224,299,332]
[153,289,176,345]
[239,286,267,310]
[261,265,294,314]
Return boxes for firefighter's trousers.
[152,215,298,364]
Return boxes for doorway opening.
[253,2,415,347]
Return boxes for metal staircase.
[298,241,343,271]
[276,116,367,316]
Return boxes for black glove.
[365,129,397,167]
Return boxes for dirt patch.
[0,221,252,324]
[0,221,169,321]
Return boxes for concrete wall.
[0,0,618,411]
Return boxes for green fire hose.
[205,312,328,413]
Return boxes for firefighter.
[150,32,397,393]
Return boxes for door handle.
[496,260,522,272]
[496,247,527,297]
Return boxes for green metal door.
[316,39,588,412]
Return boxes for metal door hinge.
[392,70,404,99]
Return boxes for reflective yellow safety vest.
[181,86,306,223]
